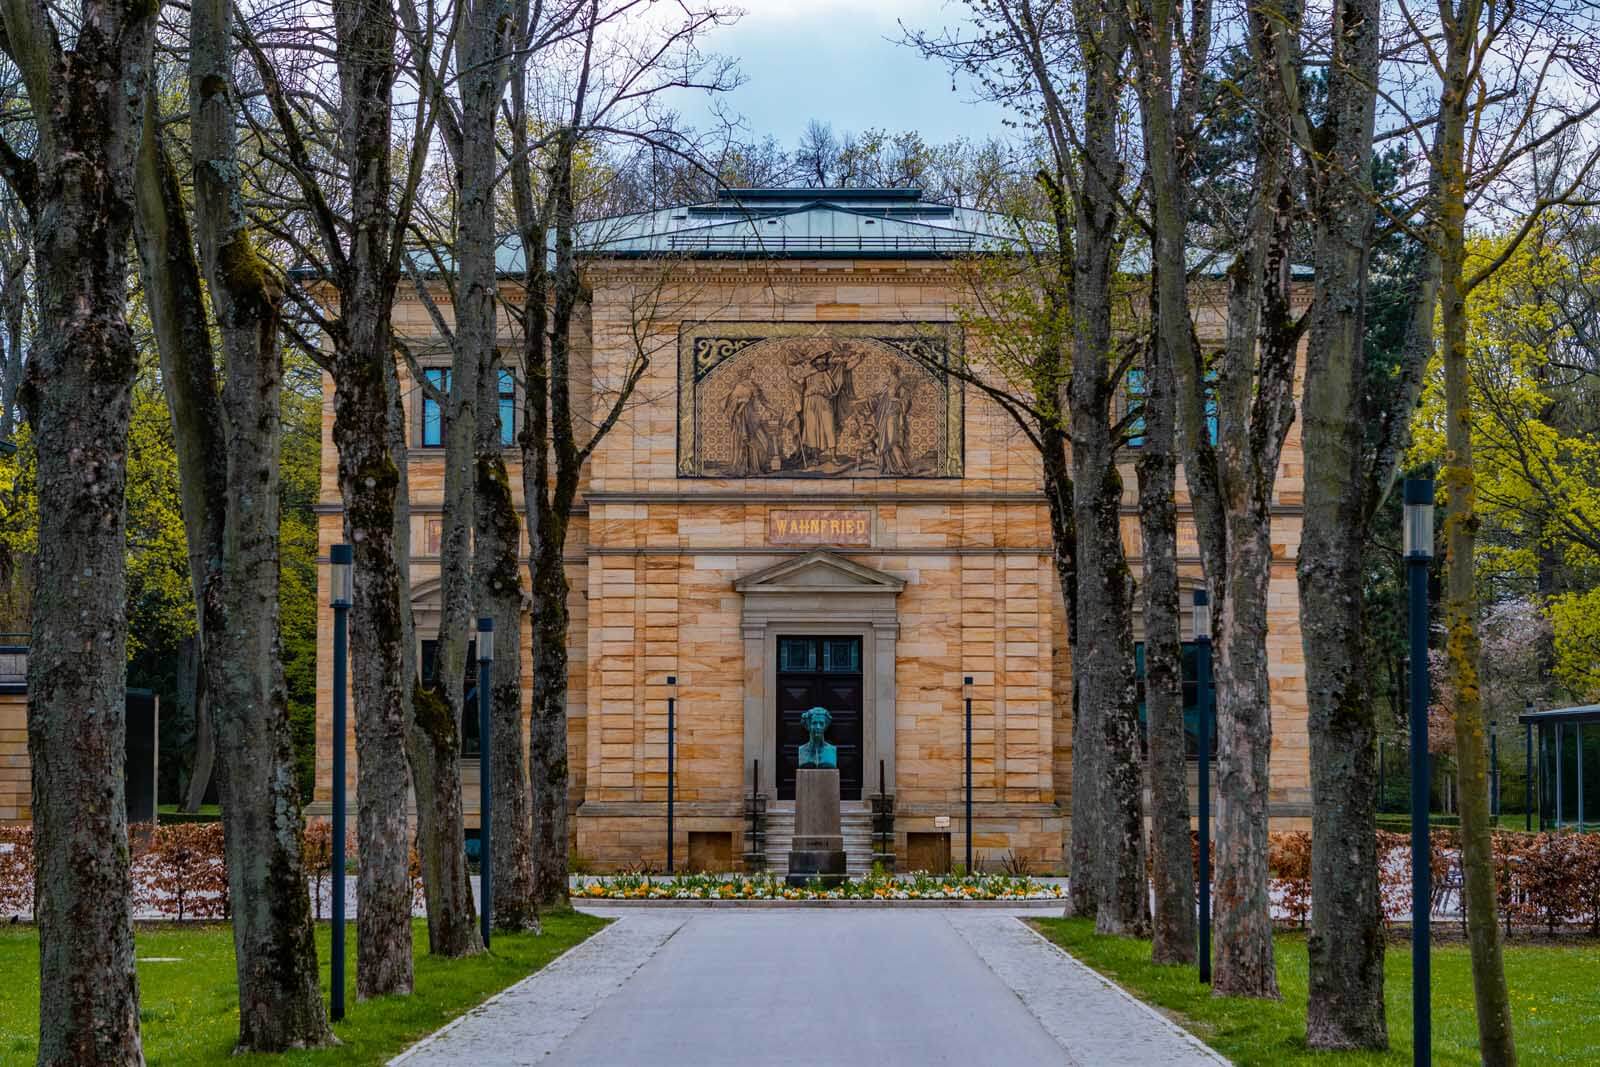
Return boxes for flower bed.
[574,870,1067,901]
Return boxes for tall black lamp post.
[329,543,352,1022]
[1193,587,1212,985]
[666,676,676,875]
[964,675,974,874]
[477,617,494,948]
[1404,478,1434,1067]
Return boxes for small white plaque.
[933,815,951,829]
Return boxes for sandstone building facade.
[313,187,1311,872]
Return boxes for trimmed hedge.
[1269,828,1600,934]
[1,819,421,920]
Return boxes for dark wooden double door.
[775,635,864,801]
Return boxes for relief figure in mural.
[787,347,861,466]
[724,379,779,475]
[683,327,956,479]
[873,362,919,475]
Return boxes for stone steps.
[759,805,874,878]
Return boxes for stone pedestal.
[787,768,848,886]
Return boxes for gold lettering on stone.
[768,509,872,546]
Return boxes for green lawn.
[156,803,222,816]
[1033,919,1600,1066]
[0,912,607,1065]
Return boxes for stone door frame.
[734,551,903,803]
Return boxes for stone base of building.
[574,800,1072,875]
[572,799,1316,876]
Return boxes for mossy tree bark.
[404,216,481,960]
[1126,0,1210,966]
[1063,2,1147,938]
[393,0,500,959]
[0,193,26,441]
[1437,7,1515,1055]
[0,0,158,1060]
[465,25,540,934]
[1268,0,1398,1047]
[505,4,642,909]
[190,0,335,1033]
[516,122,585,909]
[455,0,533,936]
[130,103,227,825]
[248,0,425,997]
[128,8,335,1045]
[1163,0,1302,1000]
[1135,275,1192,962]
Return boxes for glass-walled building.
[1521,704,1600,830]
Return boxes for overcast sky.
[677,0,1014,147]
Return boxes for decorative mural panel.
[677,321,963,478]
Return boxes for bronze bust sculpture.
[797,706,837,769]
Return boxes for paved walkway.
[392,908,1227,1067]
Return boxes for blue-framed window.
[420,367,449,447]
[1125,367,1146,448]
[1122,367,1216,447]
[1203,368,1219,445]
[498,369,516,446]
[1134,641,1214,757]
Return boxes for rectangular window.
[778,638,817,673]
[1134,640,1213,758]
[1125,367,1147,448]
[822,639,860,673]
[1203,367,1219,445]
[420,367,450,447]
[498,369,516,447]
[1123,367,1213,446]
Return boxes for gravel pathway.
[392,908,1227,1066]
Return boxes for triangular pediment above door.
[733,550,905,595]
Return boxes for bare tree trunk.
[1439,40,1515,1054]
[1138,287,1194,963]
[526,514,573,907]
[460,0,536,933]
[1127,0,1208,964]
[407,283,480,958]
[406,683,478,956]
[0,0,157,1060]
[190,44,333,1041]
[1067,3,1145,938]
[130,107,227,824]
[388,0,485,962]
[326,0,418,999]
[183,681,216,811]
[134,7,337,1045]
[1208,247,1299,1000]
[513,115,584,912]
[1292,0,1388,1046]
[478,443,537,926]
[1165,2,1299,999]
[0,198,25,440]
[1044,437,1094,919]
[1212,490,1285,997]
[334,312,416,998]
